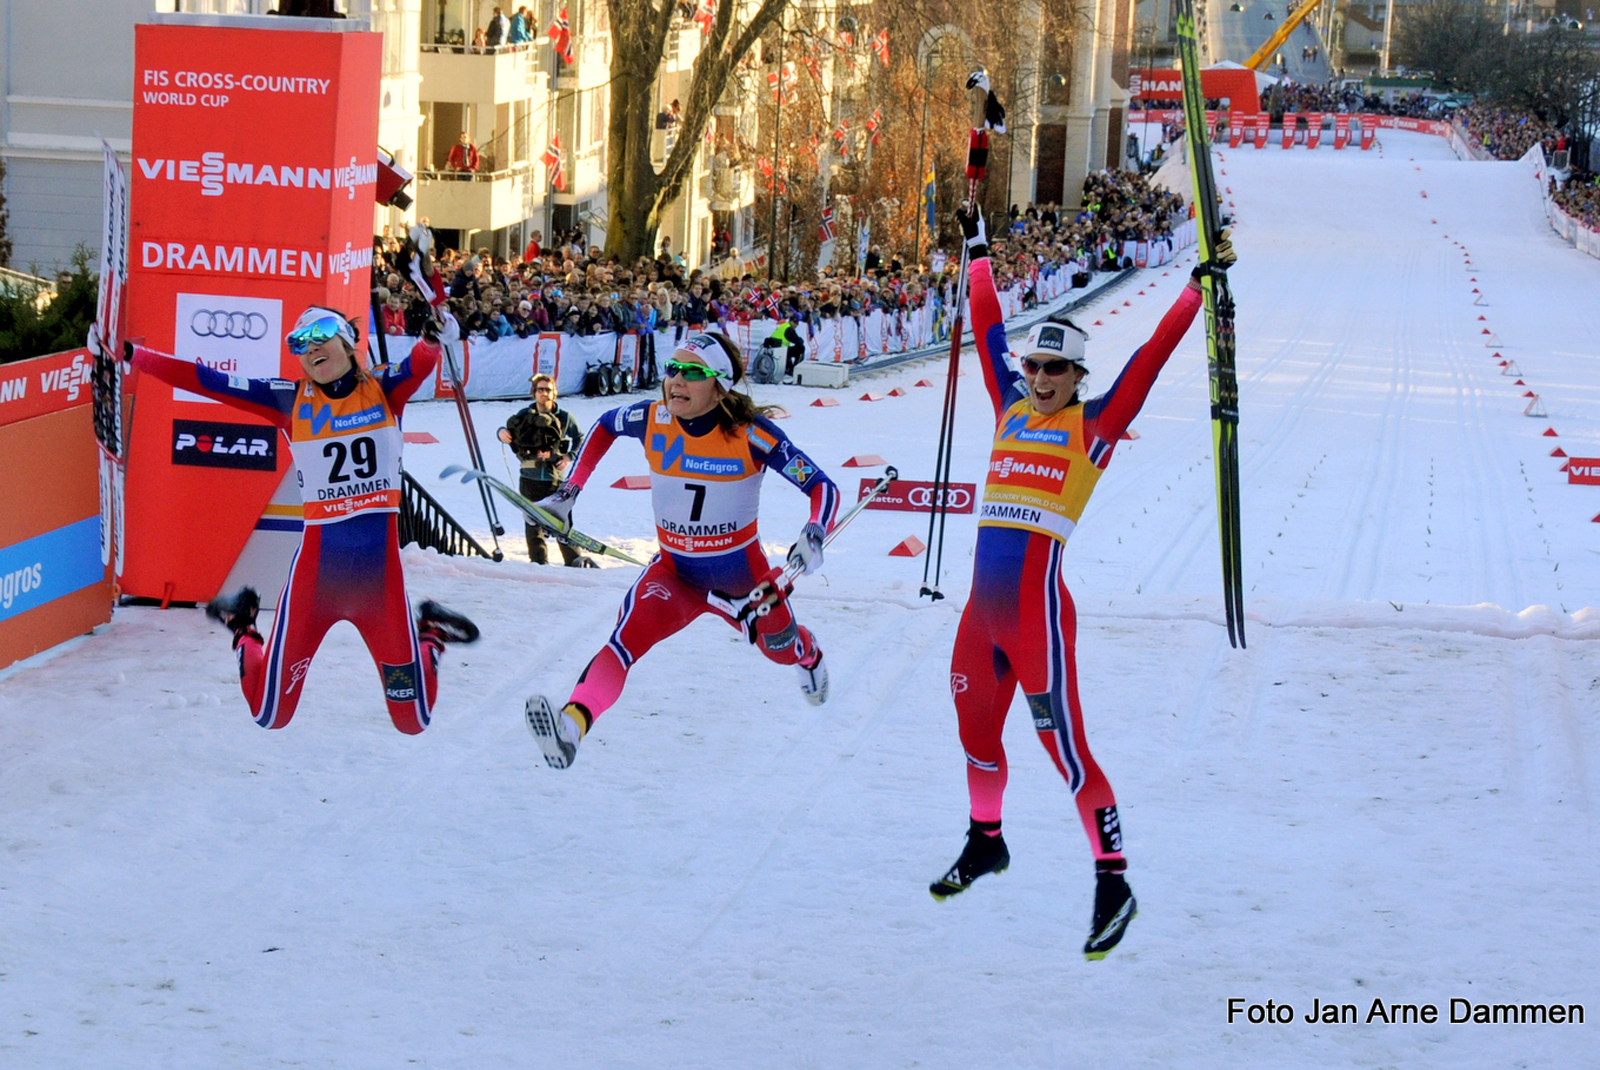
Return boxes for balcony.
[419,43,545,105]
[415,165,538,233]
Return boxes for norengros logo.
[0,518,103,624]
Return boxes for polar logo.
[949,672,969,696]
[641,582,672,601]
[171,419,278,471]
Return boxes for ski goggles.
[287,314,354,355]
[1022,356,1082,377]
[664,360,727,382]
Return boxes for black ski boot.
[1084,868,1137,960]
[205,587,261,646]
[417,600,481,644]
[929,820,1010,901]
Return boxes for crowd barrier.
[1527,144,1600,261]
[0,348,114,672]
[402,225,1198,402]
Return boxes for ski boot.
[929,820,1010,900]
[526,695,589,769]
[205,586,261,647]
[1084,868,1137,960]
[416,600,481,645]
[796,650,829,706]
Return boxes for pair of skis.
[1175,0,1247,648]
[441,464,901,618]
[440,465,645,565]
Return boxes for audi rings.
[190,310,269,340]
[907,485,972,510]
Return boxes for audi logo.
[189,310,269,340]
[907,486,972,509]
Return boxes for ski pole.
[439,334,506,561]
[710,466,899,622]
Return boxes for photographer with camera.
[497,374,590,566]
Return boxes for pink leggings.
[570,556,817,721]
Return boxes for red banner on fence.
[858,479,977,515]
[1306,112,1323,149]
[1334,113,1350,150]
[1254,113,1270,149]
[1566,458,1600,485]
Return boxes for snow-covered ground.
[3,131,1597,1068]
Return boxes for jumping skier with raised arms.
[929,204,1232,960]
[524,332,841,769]
[102,307,480,735]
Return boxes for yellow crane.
[1242,0,1334,72]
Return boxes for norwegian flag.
[547,6,573,64]
[818,206,837,244]
[763,292,781,318]
[870,29,890,68]
[832,119,849,158]
[837,27,854,48]
[766,61,798,102]
[866,108,882,147]
[740,285,757,306]
[540,134,566,192]
[694,0,714,35]
[802,53,822,84]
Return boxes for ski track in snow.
[2,131,1599,1067]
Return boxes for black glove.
[955,203,989,260]
[1192,233,1236,281]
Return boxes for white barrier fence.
[400,219,1198,401]
[1527,144,1600,262]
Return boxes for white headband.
[672,333,735,381]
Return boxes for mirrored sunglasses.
[287,316,348,355]
[664,360,725,382]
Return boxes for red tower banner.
[1360,120,1376,150]
[1254,113,1270,148]
[1228,119,1244,148]
[1282,114,1296,148]
[1334,113,1350,149]
[1306,112,1323,149]
[121,19,381,603]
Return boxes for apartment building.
[0,0,754,271]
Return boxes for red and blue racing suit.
[952,257,1202,870]
[131,340,446,734]
[561,400,841,722]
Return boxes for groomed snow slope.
[1,131,1596,1068]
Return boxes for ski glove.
[955,203,989,260]
[87,325,135,367]
[787,522,826,576]
[1192,234,1237,280]
[534,482,580,533]
[423,309,461,346]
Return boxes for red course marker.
[842,454,888,468]
[889,535,927,557]
[811,397,840,407]
[612,475,652,489]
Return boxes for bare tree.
[604,0,790,261]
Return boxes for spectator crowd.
[368,168,1189,355]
